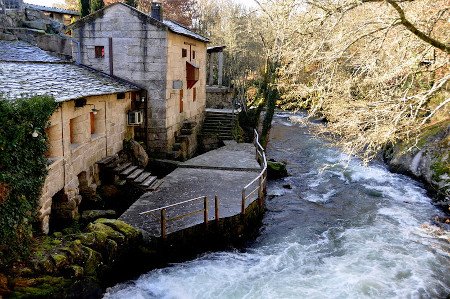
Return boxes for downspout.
[71,39,81,65]
[60,104,66,186]
[109,37,113,76]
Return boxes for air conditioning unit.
[127,110,144,126]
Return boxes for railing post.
[214,195,219,222]
[204,196,208,227]
[161,208,167,239]
[258,176,263,207]
[241,189,246,215]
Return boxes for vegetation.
[90,0,105,13]
[0,96,58,269]
[79,0,90,17]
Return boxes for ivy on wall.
[0,96,58,269]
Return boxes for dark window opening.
[192,51,196,59]
[182,48,187,58]
[193,87,196,102]
[179,89,184,113]
[75,98,87,108]
[186,61,199,89]
[117,92,126,100]
[95,46,105,58]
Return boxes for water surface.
[104,113,449,299]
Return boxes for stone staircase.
[97,156,163,191]
[201,109,236,140]
[170,120,197,161]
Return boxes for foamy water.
[104,113,449,299]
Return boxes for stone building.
[70,2,209,159]
[26,4,80,26]
[0,40,141,233]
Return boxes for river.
[104,113,450,299]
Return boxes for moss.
[80,246,103,276]
[267,161,288,179]
[95,218,141,240]
[50,254,68,270]
[11,276,71,299]
[87,222,126,245]
[431,159,450,182]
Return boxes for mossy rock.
[11,276,72,299]
[267,160,288,179]
[95,218,142,241]
[81,209,116,224]
[86,222,126,245]
[80,246,103,276]
[50,254,69,271]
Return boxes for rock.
[386,122,449,202]
[98,184,120,200]
[95,218,142,241]
[22,20,48,31]
[80,246,103,276]
[0,273,11,297]
[86,222,126,245]
[25,8,46,21]
[129,140,149,168]
[282,184,292,189]
[0,31,17,41]
[51,253,69,271]
[12,276,72,298]
[81,209,116,223]
[267,160,288,180]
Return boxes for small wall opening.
[45,124,63,162]
[70,114,85,146]
[49,189,70,233]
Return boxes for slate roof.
[26,4,80,16]
[163,20,209,43]
[0,41,139,102]
[0,40,62,62]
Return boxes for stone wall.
[39,93,132,233]
[72,4,208,158]
[166,31,207,154]
[72,4,169,156]
[206,86,233,109]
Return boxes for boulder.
[0,32,17,41]
[267,160,288,180]
[22,20,48,31]
[25,8,46,21]
[81,210,116,223]
[129,140,149,168]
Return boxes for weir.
[119,132,267,246]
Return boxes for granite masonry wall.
[39,93,132,233]
[72,4,207,158]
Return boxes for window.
[69,115,85,145]
[117,92,125,100]
[193,87,196,102]
[186,61,199,89]
[179,89,184,113]
[182,48,187,58]
[90,112,95,135]
[192,50,196,59]
[95,46,105,58]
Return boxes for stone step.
[140,176,158,188]
[120,165,138,176]
[96,155,116,166]
[181,128,193,135]
[134,171,152,183]
[127,168,144,180]
[175,134,190,143]
[182,121,197,129]
[147,179,163,191]
[114,162,132,173]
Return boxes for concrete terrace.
[119,141,262,238]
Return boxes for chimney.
[151,1,163,21]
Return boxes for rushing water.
[104,113,450,299]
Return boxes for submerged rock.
[267,159,289,179]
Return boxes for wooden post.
[208,53,214,86]
[214,195,219,222]
[258,176,263,207]
[241,189,246,215]
[161,209,167,239]
[203,196,208,226]
[218,51,224,86]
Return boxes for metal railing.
[241,129,267,214]
[139,129,267,238]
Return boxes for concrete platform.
[119,142,262,238]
